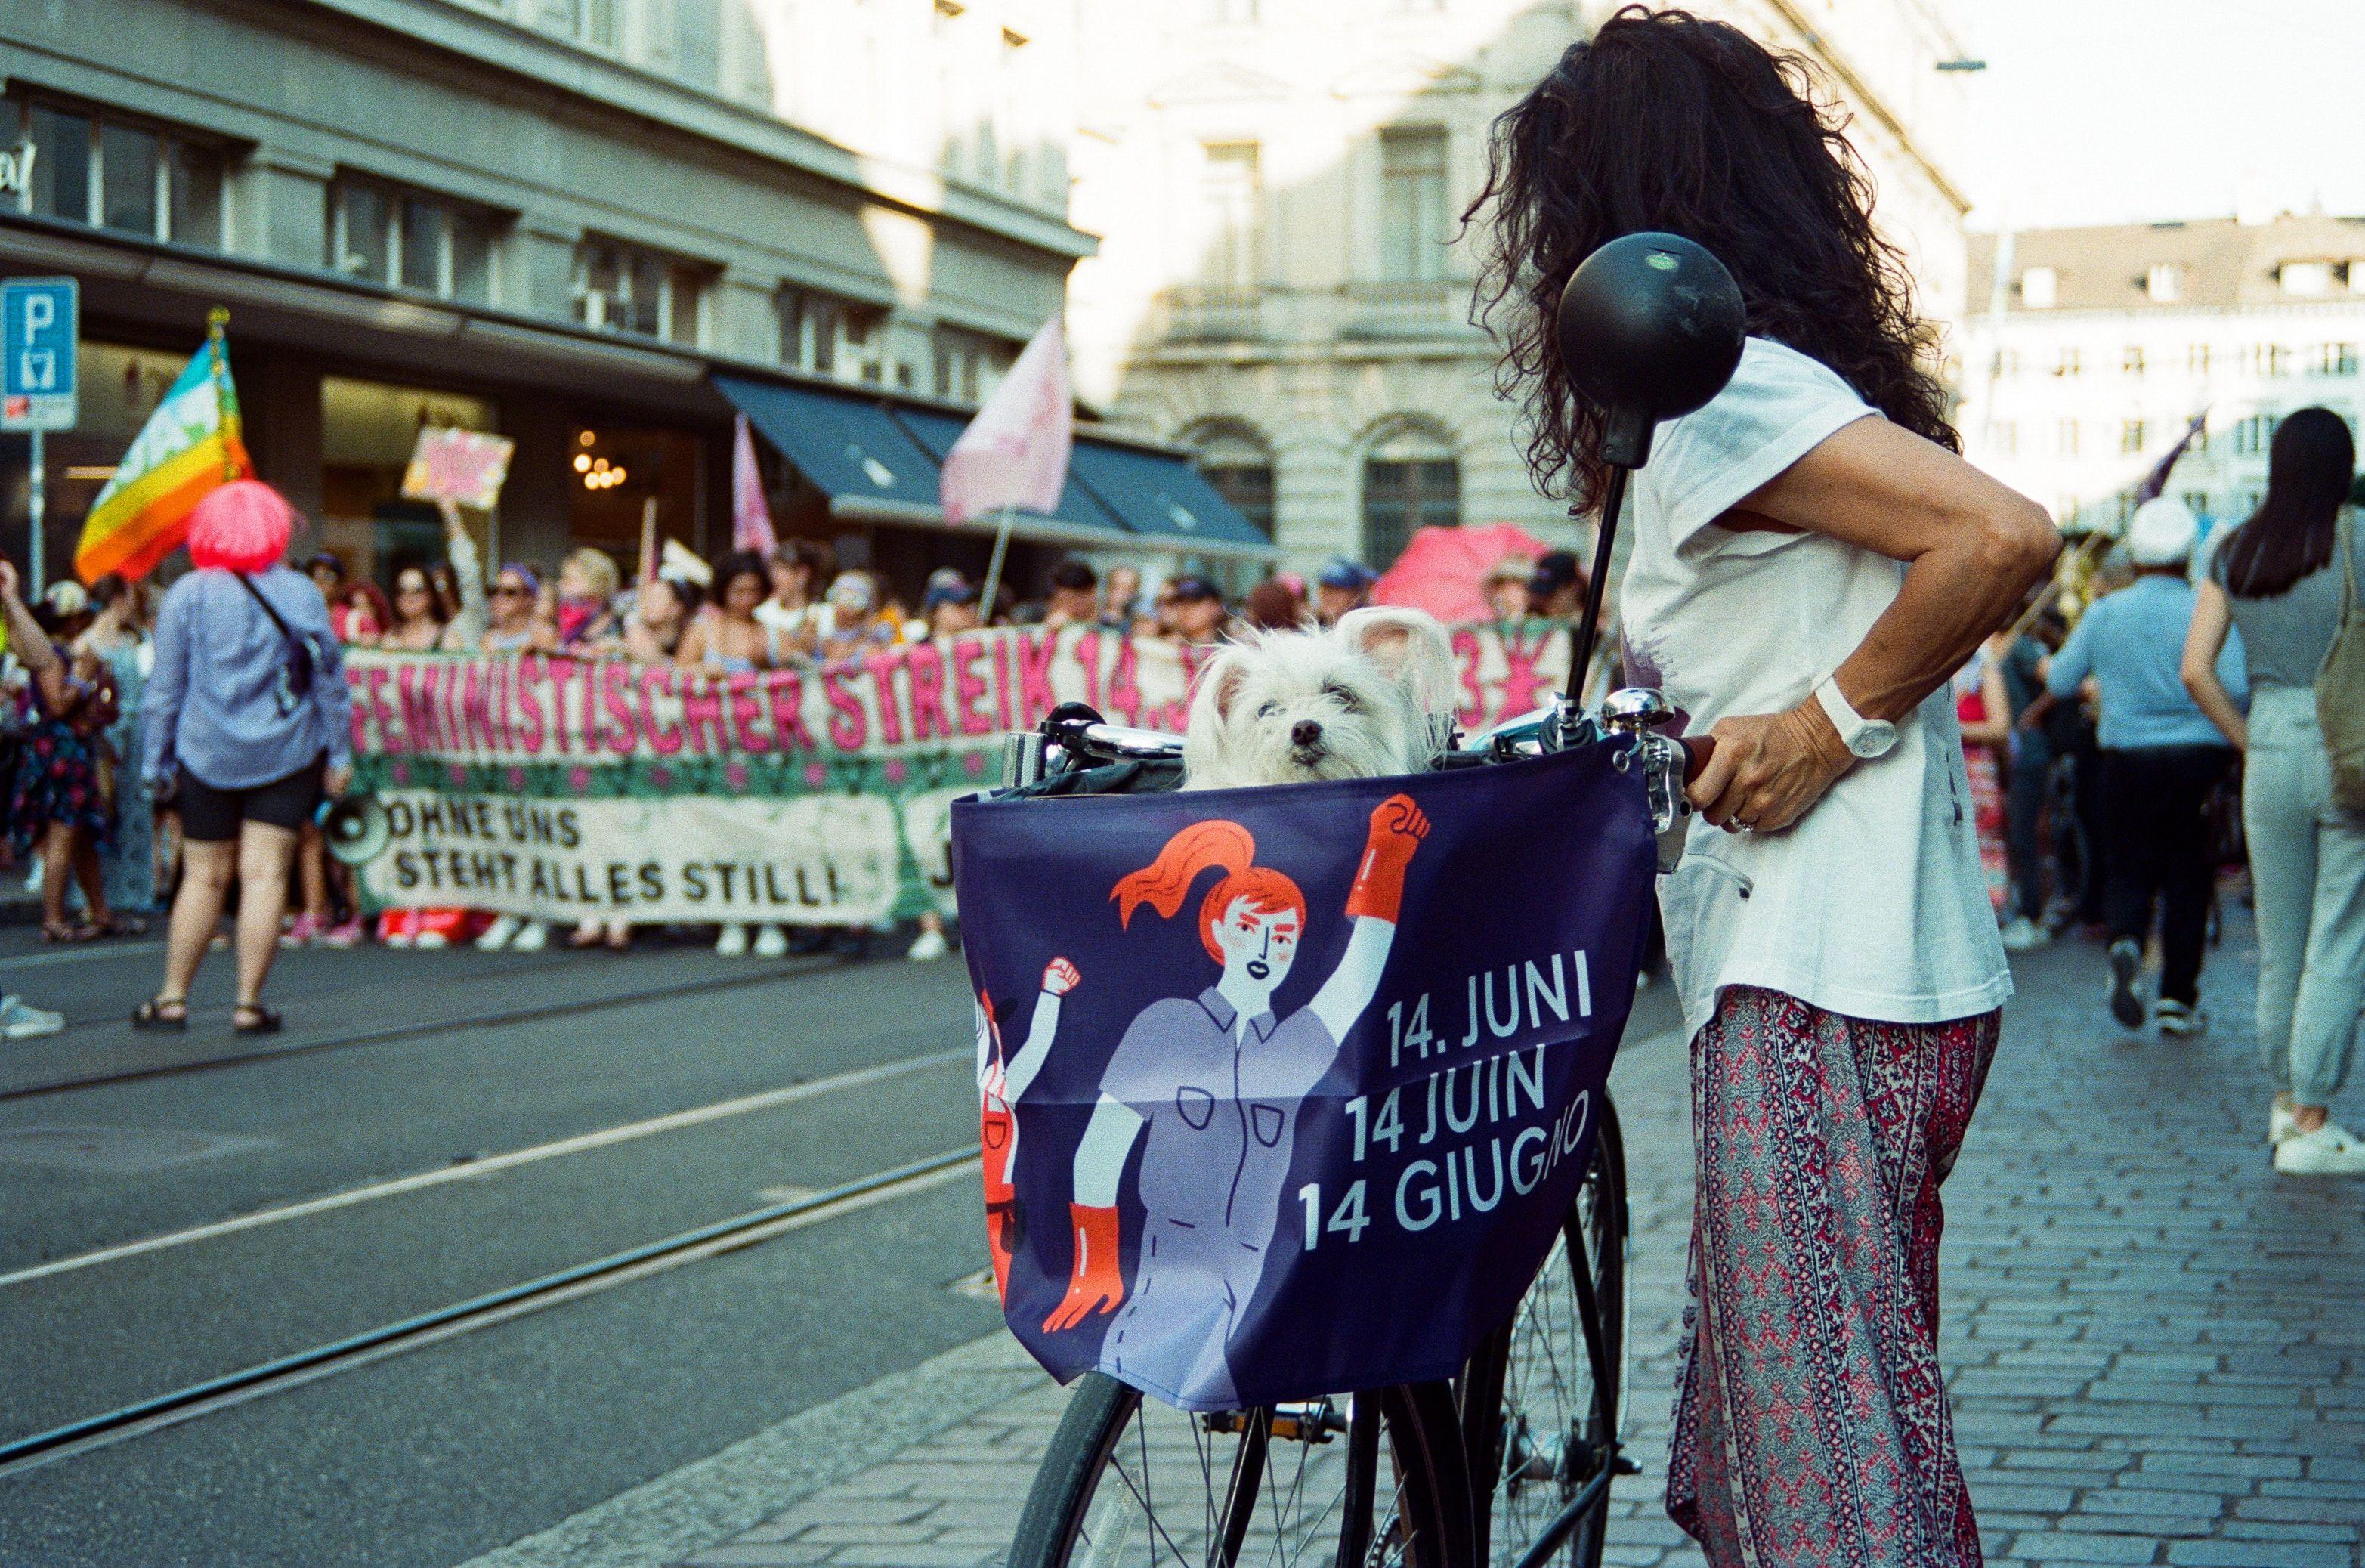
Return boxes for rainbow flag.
[76,317,251,583]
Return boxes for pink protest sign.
[401,428,515,509]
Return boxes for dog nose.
[1291,719,1323,747]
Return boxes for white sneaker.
[510,920,549,953]
[715,923,750,957]
[414,929,448,950]
[2153,999,2206,1037]
[2274,1121,2365,1175]
[1999,916,2051,953]
[0,995,65,1039]
[752,923,788,958]
[907,927,950,963]
[476,914,520,951]
[2271,1099,2300,1146]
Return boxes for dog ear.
[1335,607,1455,713]
[1195,646,1251,722]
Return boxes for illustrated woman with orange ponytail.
[1025,793,1428,1408]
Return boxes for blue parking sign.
[2,277,79,431]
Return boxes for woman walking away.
[2184,406,2365,1175]
[1472,11,2060,1563]
[135,481,351,1035]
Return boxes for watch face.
[1850,722,1898,759]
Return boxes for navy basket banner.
[949,742,1657,1412]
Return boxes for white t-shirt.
[1619,337,2012,1041]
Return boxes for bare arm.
[1002,959,1079,1103]
[2181,579,2247,750]
[1686,419,2062,833]
[1309,919,1396,1043]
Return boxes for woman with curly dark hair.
[1470,11,2060,1565]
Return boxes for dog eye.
[1324,685,1360,711]
[1257,702,1279,719]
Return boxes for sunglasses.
[397,582,431,595]
[492,583,530,598]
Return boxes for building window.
[2181,490,2210,518]
[5,96,224,248]
[2121,419,2147,454]
[1989,348,2019,379]
[574,239,703,345]
[2232,413,2277,456]
[2147,263,2184,303]
[2280,261,2334,297]
[2057,419,2079,458]
[2122,345,2144,376]
[2250,343,2290,377]
[332,180,499,303]
[1185,422,1275,537]
[1199,141,1262,289]
[2020,267,2057,308]
[1361,423,1458,570]
[2317,342,2357,376]
[2188,343,2211,376]
[930,326,1016,404]
[2055,347,2082,378]
[1378,128,1448,283]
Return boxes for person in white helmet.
[2045,497,2246,1036]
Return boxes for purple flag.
[732,412,777,555]
[941,318,1072,527]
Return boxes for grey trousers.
[2243,687,2365,1106]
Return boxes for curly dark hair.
[1467,7,1957,512]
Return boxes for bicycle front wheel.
[1007,1373,1471,1568]
[1462,1094,1630,1568]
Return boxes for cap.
[1316,557,1377,590]
[1167,574,1222,602]
[2126,497,2198,567]
[1527,549,1583,596]
[922,581,981,612]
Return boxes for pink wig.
[187,480,295,573]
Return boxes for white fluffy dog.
[1181,606,1459,790]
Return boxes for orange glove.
[1344,793,1430,923]
[1042,1203,1124,1331]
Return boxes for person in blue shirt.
[134,480,351,1036]
[2046,498,2246,1035]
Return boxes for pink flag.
[940,317,1072,527]
[732,412,778,554]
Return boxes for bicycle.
[991,691,1683,1568]
[983,230,1742,1568]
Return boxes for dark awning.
[1067,439,1275,559]
[715,374,940,516]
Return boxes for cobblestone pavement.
[539,917,2362,1568]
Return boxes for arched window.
[1360,420,1458,569]
[1182,419,1276,536]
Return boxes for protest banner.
[344,623,1576,926]
[948,741,1656,1409]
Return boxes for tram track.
[0,1144,979,1480]
[0,955,839,1102]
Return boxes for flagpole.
[979,506,1016,622]
[639,496,658,587]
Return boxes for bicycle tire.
[1461,1095,1630,1568]
[1006,1373,1472,1568]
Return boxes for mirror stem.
[1566,462,1631,706]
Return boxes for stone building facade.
[0,0,1102,590]
[1065,0,1976,575]
[1961,213,2365,537]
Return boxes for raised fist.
[1346,793,1428,923]
[1042,957,1080,997]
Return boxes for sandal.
[232,1002,283,1036]
[101,913,148,937]
[43,920,100,944]
[132,998,189,1031]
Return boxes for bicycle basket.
[950,738,1656,1412]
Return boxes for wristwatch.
[1813,674,1899,760]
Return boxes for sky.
[1957,0,2365,231]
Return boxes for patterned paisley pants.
[1668,985,2000,1567]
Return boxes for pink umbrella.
[1370,523,1555,623]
